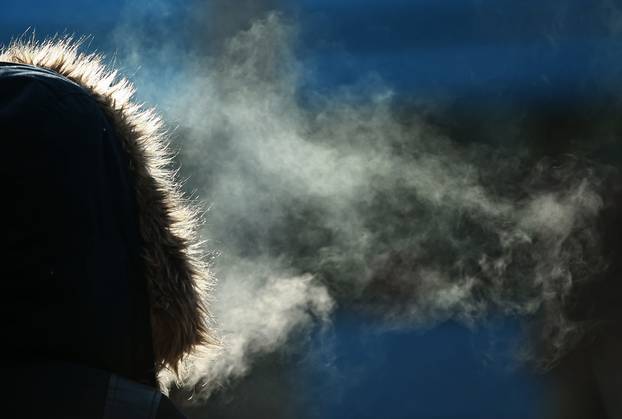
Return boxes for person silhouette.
[0,39,216,418]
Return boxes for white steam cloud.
[165,260,333,399]
[115,11,612,399]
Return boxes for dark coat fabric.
[0,63,186,418]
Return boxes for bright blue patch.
[299,311,551,419]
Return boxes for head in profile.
[0,38,216,418]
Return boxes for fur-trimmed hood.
[0,38,216,378]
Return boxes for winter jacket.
[0,39,215,418]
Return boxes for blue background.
[4,1,617,417]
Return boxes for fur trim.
[0,38,217,371]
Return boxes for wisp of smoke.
[162,259,333,398]
[117,12,614,400]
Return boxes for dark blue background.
[4,1,615,417]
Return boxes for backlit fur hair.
[0,37,218,373]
